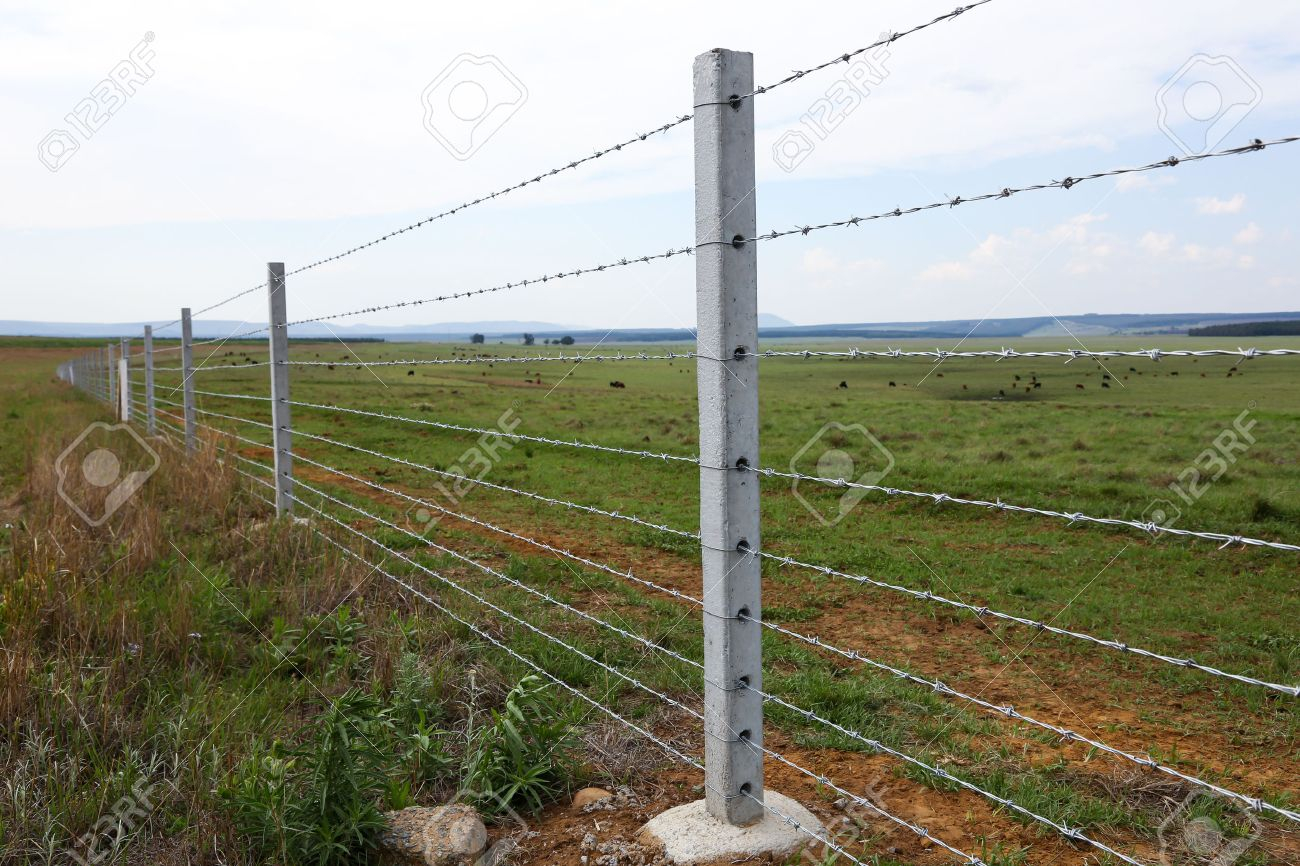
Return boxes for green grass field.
[8,334,1300,865]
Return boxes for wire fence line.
[54,19,1300,863]
[742,136,1300,245]
[273,420,1300,699]
[293,471,1151,864]
[285,445,1300,822]
[173,345,1300,371]
[184,387,1298,551]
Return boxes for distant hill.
[5,310,1299,342]
[1188,320,1300,337]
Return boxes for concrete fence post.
[181,307,197,452]
[693,47,764,826]
[119,337,131,422]
[267,262,294,515]
[143,325,157,435]
[106,342,117,408]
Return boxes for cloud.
[1234,222,1261,244]
[918,261,972,281]
[1195,194,1246,215]
[1115,174,1175,193]
[1139,231,1175,255]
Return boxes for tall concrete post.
[106,342,117,409]
[694,47,763,826]
[119,337,131,421]
[143,326,157,435]
[180,308,197,451]
[267,262,294,515]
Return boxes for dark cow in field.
[610,381,626,389]
[839,381,848,389]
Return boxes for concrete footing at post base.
[638,792,827,864]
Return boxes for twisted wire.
[279,246,694,331]
[307,522,708,774]
[731,0,995,104]
[287,485,708,726]
[290,449,702,609]
[745,137,1299,244]
[749,614,1299,820]
[753,547,1300,696]
[745,347,1300,362]
[293,489,981,866]
[288,427,698,542]
[753,465,1299,552]
[285,396,697,464]
[747,684,1146,865]
[289,475,708,677]
[280,350,701,368]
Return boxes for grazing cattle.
[609,380,626,389]
[1102,381,1110,388]
[327,364,336,370]
[1033,381,1041,389]
[888,381,897,387]
[936,373,944,378]
[407,369,415,376]
[962,384,968,390]
[1229,366,1238,372]
[1025,386,1031,393]
[839,381,848,389]
[1227,372,1233,377]
[1076,383,1085,390]
[1102,374,1110,380]
[1014,375,1021,381]
[1129,367,1137,372]
[1170,371,1179,376]
[998,389,1005,397]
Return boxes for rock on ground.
[379,804,488,866]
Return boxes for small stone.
[573,787,615,811]
[379,804,487,866]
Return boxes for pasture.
[130,332,1299,863]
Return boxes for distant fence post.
[267,262,294,515]
[106,342,116,409]
[119,337,131,422]
[181,307,197,451]
[143,325,157,435]
[693,47,764,826]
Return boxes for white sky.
[4,0,1299,331]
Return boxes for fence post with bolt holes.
[143,325,157,435]
[119,337,131,422]
[267,262,294,516]
[106,342,116,409]
[694,47,764,826]
[180,307,197,452]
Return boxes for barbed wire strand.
[290,449,702,609]
[745,347,1300,362]
[753,546,1300,696]
[289,488,979,866]
[191,386,1296,551]
[181,346,1300,371]
[149,1,992,331]
[289,474,707,676]
[277,424,1298,693]
[743,137,1299,245]
[747,684,1147,865]
[288,448,1298,819]
[752,465,1299,552]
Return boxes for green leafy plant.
[223,690,390,866]
[461,675,577,817]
